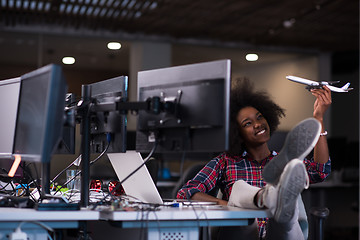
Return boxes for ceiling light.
[245,53,258,62]
[62,57,75,65]
[283,18,296,28]
[107,42,121,50]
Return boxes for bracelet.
[320,131,328,136]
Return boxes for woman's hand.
[310,85,331,164]
[191,192,228,206]
[310,85,332,122]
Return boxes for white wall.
[233,54,320,131]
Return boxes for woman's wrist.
[313,115,324,122]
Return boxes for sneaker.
[262,159,309,223]
[263,117,321,185]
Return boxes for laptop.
[107,151,218,206]
[108,151,163,204]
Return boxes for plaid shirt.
[176,151,331,238]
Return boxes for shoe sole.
[274,159,307,223]
[263,118,321,185]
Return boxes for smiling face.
[236,106,271,148]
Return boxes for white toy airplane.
[286,75,353,93]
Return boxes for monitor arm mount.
[91,93,181,116]
[77,85,182,207]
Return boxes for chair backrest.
[171,163,206,199]
[172,163,219,199]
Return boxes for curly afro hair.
[228,78,285,156]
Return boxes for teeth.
[257,130,265,135]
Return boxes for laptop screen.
[108,151,163,204]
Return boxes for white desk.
[0,207,99,240]
[0,206,268,240]
[100,205,269,240]
[0,207,99,222]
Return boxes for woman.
[176,79,331,239]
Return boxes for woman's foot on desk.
[260,159,309,223]
[263,118,320,185]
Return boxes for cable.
[187,202,212,239]
[17,163,41,201]
[110,141,158,197]
[196,203,211,238]
[112,141,157,193]
[0,168,17,194]
[139,208,145,240]
[51,154,82,185]
[50,95,83,186]
[31,162,42,196]
[189,203,201,230]
[53,138,110,196]
[91,140,158,210]
[65,188,112,204]
[0,181,11,191]
[147,209,161,240]
[15,183,28,197]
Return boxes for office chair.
[171,162,221,199]
[171,163,205,199]
[310,207,330,240]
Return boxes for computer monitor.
[0,77,22,178]
[87,76,128,153]
[136,59,231,153]
[0,77,21,159]
[13,64,68,163]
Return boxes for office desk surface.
[0,207,99,221]
[0,205,269,240]
[101,205,269,220]
[100,205,269,228]
[0,205,268,222]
